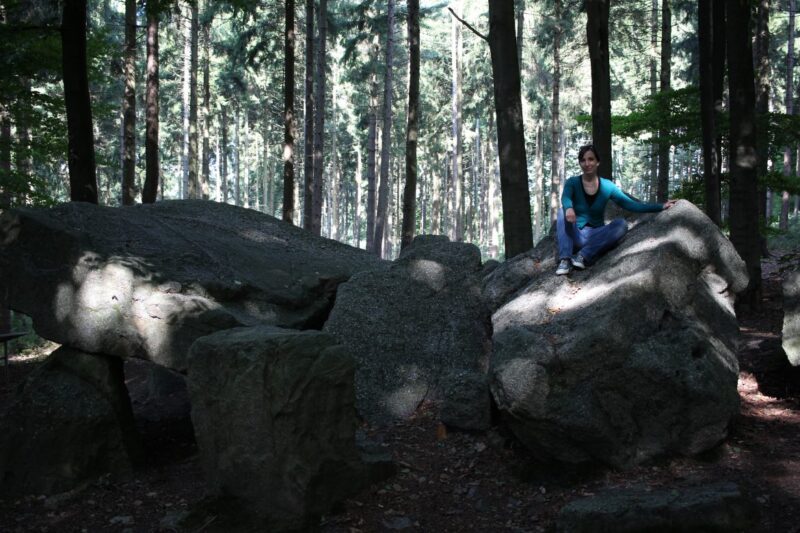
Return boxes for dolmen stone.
[324,235,493,424]
[0,347,142,495]
[489,201,746,468]
[557,482,755,532]
[187,326,379,531]
[0,200,386,372]
[783,270,800,365]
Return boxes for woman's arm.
[561,178,577,222]
[609,184,666,213]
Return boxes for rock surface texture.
[488,201,746,468]
[0,200,386,371]
[0,347,142,495]
[557,482,755,532]
[324,235,492,424]
[783,270,800,365]
[187,326,373,531]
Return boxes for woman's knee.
[611,218,628,237]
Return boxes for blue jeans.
[557,209,628,264]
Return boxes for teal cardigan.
[561,175,664,229]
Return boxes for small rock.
[109,515,134,526]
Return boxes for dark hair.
[578,144,601,162]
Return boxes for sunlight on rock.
[239,228,288,244]
[494,358,549,417]
[407,259,445,291]
[385,376,429,419]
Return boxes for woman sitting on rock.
[556,144,676,275]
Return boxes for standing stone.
[187,326,371,531]
[0,347,141,495]
[324,235,492,424]
[783,270,800,365]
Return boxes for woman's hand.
[565,207,576,223]
[662,200,678,210]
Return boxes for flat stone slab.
[557,482,755,532]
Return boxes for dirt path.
[1,258,799,532]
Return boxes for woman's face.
[579,149,599,176]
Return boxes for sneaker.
[556,259,571,275]
[571,254,586,270]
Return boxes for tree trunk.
[234,106,241,206]
[62,0,98,204]
[122,0,136,205]
[656,0,671,202]
[755,0,770,239]
[699,0,721,225]
[354,144,363,247]
[1,103,10,208]
[143,0,160,204]
[585,0,612,180]
[373,0,395,257]
[451,4,464,241]
[303,0,314,230]
[781,0,795,231]
[401,0,420,250]
[365,47,378,252]
[649,0,658,201]
[221,106,229,203]
[311,0,327,236]
[283,0,296,223]
[185,0,198,199]
[549,0,562,223]
[727,0,762,308]
[712,0,725,207]
[488,0,533,259]
[201,6,211,200]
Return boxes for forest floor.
[1,249,799,532]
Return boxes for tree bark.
[488,0,533,258]
[401,0,420,250]
[62,0,98,204]
[699,0,721,225]
[656,0,671,202]
[283,0,296,223]
[122,0,136,205]
[373,0,395,257]
[303,0,314,230]
[143,0,160,204]
[585,0,612,180]
[727,0,762,308]
[311,0,327,236]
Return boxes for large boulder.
[0,200,386,371]
[489,201,746,468]
[783,270,800,365]
[323,235,493,424]
[187,326,378,531]
[0,347,142,495]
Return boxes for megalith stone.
[0,347,142,495]
[490,201,746,467]
[0,200,386,371]
[187,326,374,531]
[324,235,493,424]
[783,270,800,365]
